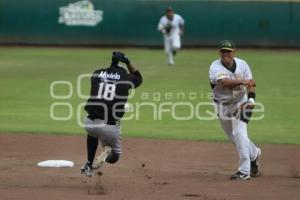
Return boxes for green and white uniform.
[209,57,260,175]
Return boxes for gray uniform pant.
[84,117,122,154]
[214,97,259,175]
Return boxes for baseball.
[124,103,131,111]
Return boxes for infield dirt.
[0,134,299,200]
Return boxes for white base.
[37,160,74,168]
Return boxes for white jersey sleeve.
[157,16,165,32]
[243,61,253,80]
[209,60,230,85]
[178,15,185,26]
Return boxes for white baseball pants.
[214,97,260,175]
[164,35,181,65]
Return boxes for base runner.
[81,51,143,177]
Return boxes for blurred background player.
[158,6,185,65]
[208,40,261,180]
[81,51,143,177]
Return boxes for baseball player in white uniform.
[209,40,261,180]
[158,7,185,65]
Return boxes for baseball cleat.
[230,171,251,180]
[81,163,94,177]
[251,148,261,177]
[168,61,174,66]
[93,146,112,170]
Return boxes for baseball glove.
[240,101,254,123]
[165,23,173,34]
[112,51,130,65]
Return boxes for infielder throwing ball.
[81,51,143,177]
[158,7,184,65]
[209,40,261,180]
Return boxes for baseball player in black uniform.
[81,51,143,177]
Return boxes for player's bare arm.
[125,61,143,88]
[245,80,256,109]
[126,62,138,73]
[248,83,256,93]
[217,78,255,89]
[113,51,141,74]
[113,51,143,88]
[247,81,256,92]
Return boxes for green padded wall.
[0,0,299,47]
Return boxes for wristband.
[248,92,256,100]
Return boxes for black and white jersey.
[84,65,142,123]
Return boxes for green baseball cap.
[219,40,235,51]
[166,6,173,12]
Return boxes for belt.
[87,115,117,125]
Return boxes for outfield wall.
[0,0,299,47]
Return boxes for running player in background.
[158,6,185,65]
[81,51,143,177]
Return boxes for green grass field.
[0,47,299,144]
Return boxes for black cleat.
[230,171,250,180]
[251,148,261,177]
[81,162,94,177]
